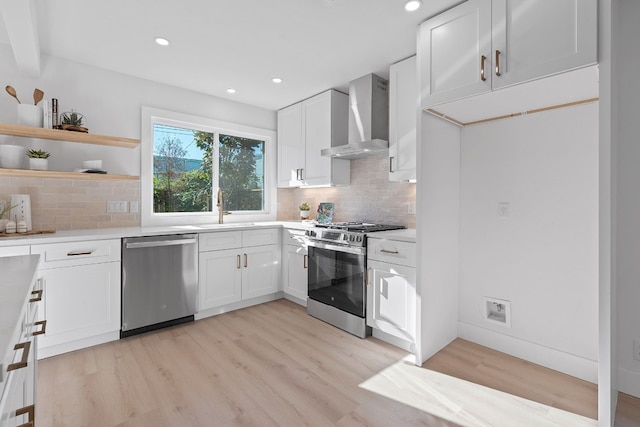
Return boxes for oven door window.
[307,246,365,317]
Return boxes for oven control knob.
[306,230,316,237]
[357,236,363,243]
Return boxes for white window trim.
[141,106,277,227]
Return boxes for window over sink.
[141,107,276,226]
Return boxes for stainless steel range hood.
[321,73,389,160]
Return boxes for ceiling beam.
[0,0,41,76]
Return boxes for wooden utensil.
[33,88,44,105]
[5,85,20,103]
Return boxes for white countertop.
[0,254,40,375]
[367,229,416,243]
[0,221,315,247]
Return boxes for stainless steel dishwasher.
[121,234,198,338]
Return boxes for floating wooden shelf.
[0,168,139,181]
[0,122,140,148]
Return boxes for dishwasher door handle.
[125,238,198,249]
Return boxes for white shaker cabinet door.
[241,245,280,300]
[283,243,308,303]
[491,0,597,89]
[419,0,492,108]
[199,248,243,310]
[389,55,417,182]
[277,102,304,188]
[38,262,120,350]
[367,260,417,344]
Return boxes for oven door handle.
[306,240,365,256]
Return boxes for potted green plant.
[0,202,16,233]
[299,202,311,220]
[26,148,51,170]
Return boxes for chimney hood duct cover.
[321,73,389,160]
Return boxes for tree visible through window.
[152,124,265,214]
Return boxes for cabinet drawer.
[31,239,120,269]
[243,228,279,247]
[199,231,242,252]
[282,228,307,247]
[367,238,416,267]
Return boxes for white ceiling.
[0,0,459,111]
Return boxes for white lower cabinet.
[1,262,40,427]
[366,238,416,348]
[198,229,281,314]
[282,228,308,304]
[31,239,121,358]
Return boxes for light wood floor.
[37,299,639,426]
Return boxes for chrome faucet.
[217,188,230,223]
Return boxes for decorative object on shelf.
[316,202,334,224]
[33,88,44,105]
[26,148,51,170]
[0,201,17,233]
[299,202,311,219]
[10,194,32,231]
[5,85,20,103]
[60,110,88,133]
[0,144,26,168]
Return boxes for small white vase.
[300,210,310,220]
[28,157,48,170]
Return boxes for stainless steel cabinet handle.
[480,55,487,81]
[367,267,372,286]
[7,341,31,371]
[237,255,241,269]
[29,289,42,303]
[380,249,399,254]
[389,157,394,173]
[244,254,248,268]
[303,254,308,269]
[33,320,47,336]
[67,250,94,256]
[15,404,34,427]
[495,50,502,76]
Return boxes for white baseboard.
[38,331,120,359]
[619,366,640,398]
[458,321,598,383]
[283,293,307,307]
[195,292,283,320]
[371,328,416,356]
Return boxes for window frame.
[141,106,277,226]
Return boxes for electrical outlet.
[498,202,509,218]
[107,201,128,213]
[130,201,139,213]
[408,201,416,215]
[634,338,640,361]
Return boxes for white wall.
[616,0,640,399]
[457,103,600,382]
[0,44,276,176]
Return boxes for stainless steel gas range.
[305,222,405,338]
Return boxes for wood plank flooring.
[37,299,639,426]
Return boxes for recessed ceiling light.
[227,88,236,94]
[405,0,422,11]
[154,37,170,46]
[272,77,283,84]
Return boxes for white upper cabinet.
[389,55,417,182]
[277,103,305,187]
[420,0,492,108]
[277,90,350,188]
[420,0,597,109]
